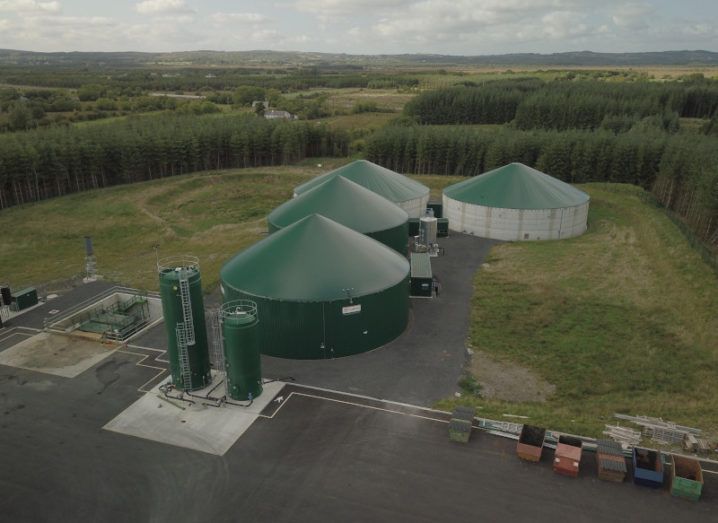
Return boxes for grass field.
[437,183,718,437]
[0,159,347,292]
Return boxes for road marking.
[127,343,165,353]
[117,349,168,393]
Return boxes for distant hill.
[0,49,717,68]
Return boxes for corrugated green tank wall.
[159,267,212,391]
[222,279,409,359]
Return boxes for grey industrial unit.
[158,256,212,391]
[220,214,410,359]
[410,252,433,297]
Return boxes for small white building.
[264,110,296,120]
[442,163,590,241]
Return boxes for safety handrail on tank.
[219,299,258,321]
[157,255,200,273]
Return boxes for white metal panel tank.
[442,163,590,241]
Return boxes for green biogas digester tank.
[158,256,211,391]
[220,300,262,401]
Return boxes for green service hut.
[220,214,410,359]
[268,176,409,254]
[293,160,430,218]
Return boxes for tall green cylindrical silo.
[220,300,262,401]
[158,256,212,391]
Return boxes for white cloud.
[294,0,410,16]
[611,2,653,29]
[0,0,60,13]
[371,1,590,43]
[134,0,193,15]
[209,12,267,24]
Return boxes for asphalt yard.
[1,246,715,521]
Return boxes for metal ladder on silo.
[210,311,225,375]
[175,324,193,390]
[178,271,195,345]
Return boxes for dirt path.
[470,350,555,402]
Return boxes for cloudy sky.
[0,0,716,55]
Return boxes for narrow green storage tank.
[158,256,212,391]
[221,300,262,401]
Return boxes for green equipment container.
[10,287,38,311]
[410,252,433,297]
[158,256,211,391]
[437,218,449,238]
[408,218,420,237]
[671,455,703,501]
[221,300,262,401]
[449,406,475,443]
[427,201,443,218]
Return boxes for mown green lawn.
[437,183,718,437]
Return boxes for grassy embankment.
[438,183,718,437]
[0,159,348,291]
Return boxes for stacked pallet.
[595,440,627,482]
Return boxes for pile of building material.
[603,424,641,447]
[615,414,701,446]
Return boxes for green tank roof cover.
[443,163,589,210]
[294,160,429,203]
[221,214,409,302]
[269,176,408,232]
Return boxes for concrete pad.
[103,379,285,455]
[0,331,118,378]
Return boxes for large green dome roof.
[221,214,409,302]
[443,163,589,210]
[269,176,408,233]
[294,160,429,203]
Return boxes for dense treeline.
[366,124,718,247]
[405,78,718,130]
[404,78,542,124]
[0,114,348,209]
[0,66,419,92]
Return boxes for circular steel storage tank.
[269,176,409,254]
[158,256,212,391]
[220,214,410,359]
[293,159,430,218]
[442,163,590,241]
[220,300,262,401]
